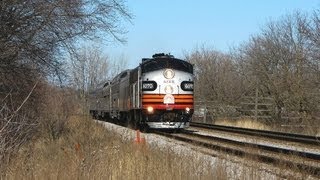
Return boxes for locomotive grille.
[163,112,176,121]
[142,94,193,109]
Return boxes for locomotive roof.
[141,54,193,74]
[110,69,131,84]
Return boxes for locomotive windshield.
[141,58,193,74]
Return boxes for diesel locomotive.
[89,53,194,129]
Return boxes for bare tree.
[70,46,109,93]
[185,47,245,105]
[300,9,320,95]
[185,47,245,119]
[0,0,131,87]
[238,12,319,122]
[0,83,38,170]
[0,0,131,167]
[108,53,129,78]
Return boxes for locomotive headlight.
[163,69,175,79]
[147,106,154,114]
[163,94,175,104]
[181,81,194,91]
[185,107,191,114]
[164,85,173,94]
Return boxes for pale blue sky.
[106,0,319,68]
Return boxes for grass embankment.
[215,118,320,136]
[214,118,271,131]
[4,115,232,180]
[7,114,314,179]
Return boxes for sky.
[105,0,320,69]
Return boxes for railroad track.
[153,124,320,178]
[190,122,320,145]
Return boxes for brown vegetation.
[3,115,267,180]
[214,118,271,131]
[188,12,320,135]
[7,112,312,179]
[0,0,131,170]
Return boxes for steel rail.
[190,122,320,145]
[153,130,320,178]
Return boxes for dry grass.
[2,116,220,179]
[1,115,281,179]
[214,118,271,131]
[213,117,320,136]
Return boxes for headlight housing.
[163,69,175,79]
[147,106,154,114]
[142,81,157,91]
[181,81,193,91]
[185,107,191,114]
[164,85,173,94]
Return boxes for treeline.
[187,12,320,129]
[0,0,131,170]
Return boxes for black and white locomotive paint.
[89,53,194,129]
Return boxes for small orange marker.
[134,130,141,143]
[75,142,81,152]
[134,130,146,144]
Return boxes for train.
[89,53,194,129]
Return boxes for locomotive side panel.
[119,71,130,112]
[88,90,100,117]
[110,79,120,119]
[101,84,112,114]
[129,67,140,109]
[89,82,111,118]
[108,69,132,120]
